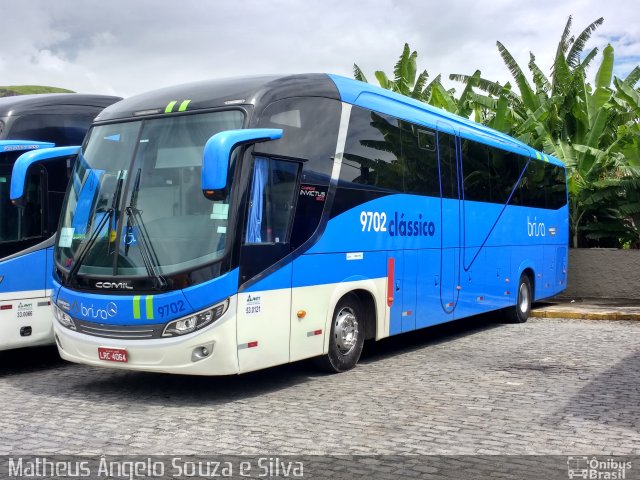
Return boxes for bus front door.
[236,157,300,373]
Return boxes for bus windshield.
[55,110,244,278]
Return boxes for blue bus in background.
[12,74,567,374]
[0,93,120,351]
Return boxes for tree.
[449,17,640,248]
[354,43,500,119]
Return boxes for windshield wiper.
[124,168,167,290]
[68,170,126,280]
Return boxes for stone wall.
[563,249,640,299]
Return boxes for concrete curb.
[531,309,640,321]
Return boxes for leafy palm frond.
[566,17,604,68]
[624,66,640,87]
[496,41,538,111]
[353,64,367,83]
[594,44,614,89]
[528,53,551,93]
[558,16,574,56]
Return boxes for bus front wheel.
[507,274,532,323]
[316,294,364,373]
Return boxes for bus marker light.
[297,310,306,319]
[247,341,258,348]
[401,311,412,317]
[505,291,510,295]
[456,285,461,290]
[477,296,484,302]
[307,330,322,337]
[446,302,454,308]
[505,278,510,283]
[0,304,12,310]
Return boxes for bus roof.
[0,93,122,116]
[328,74,564,167]
[93,73,563,167]
[94,74,339,123]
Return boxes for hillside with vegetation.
[0,85,74,97]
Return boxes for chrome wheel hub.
[519,283,530,313]
[334,307,358,355]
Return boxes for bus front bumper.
[53,304,239,376]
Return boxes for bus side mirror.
[201,128,283,194]
[10,146,80,206]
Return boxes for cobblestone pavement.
[0,316,638,455]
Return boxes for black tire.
[506,274,532,323]
[315,294,365,373]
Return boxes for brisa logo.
[70,301,118,320]
[527,216,546,237]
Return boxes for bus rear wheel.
[316,294,364,373]
[507,274,532,323]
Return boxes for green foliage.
[354,20,640,248]
[0,85,74,97]
[450,16,640,248]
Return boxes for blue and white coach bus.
[0,93,120,350]
[11,74,567,373]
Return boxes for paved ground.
[0,315,638,456]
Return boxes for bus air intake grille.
[74,319,164,340]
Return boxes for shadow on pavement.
[360,311,502,364]
[4,311,503,405]
[0,345,67,377]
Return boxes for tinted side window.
[401,122,440,197]
[519,159,546,208]
[438,131,458,199]
[8,113,96,145]
[489,149,524,205]
[462,139,491,202]
[245,157,300,244]
[255,97,341,180]
[544,163,567,209]
[340,107,403,192]
[255,97,341,248]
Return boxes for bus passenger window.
[0,174,19,242]
[438,132,458,199]
[340,107,403,192]
[461,139,492,202]
[22,171,43,239]
[402,122,440,197]
[245,157,299,244]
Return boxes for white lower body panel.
[0,291,54,351]
[54,278,390,376]
[55,297,239,376]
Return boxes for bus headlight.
[53,304,76,330]
[162,298,229,337]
